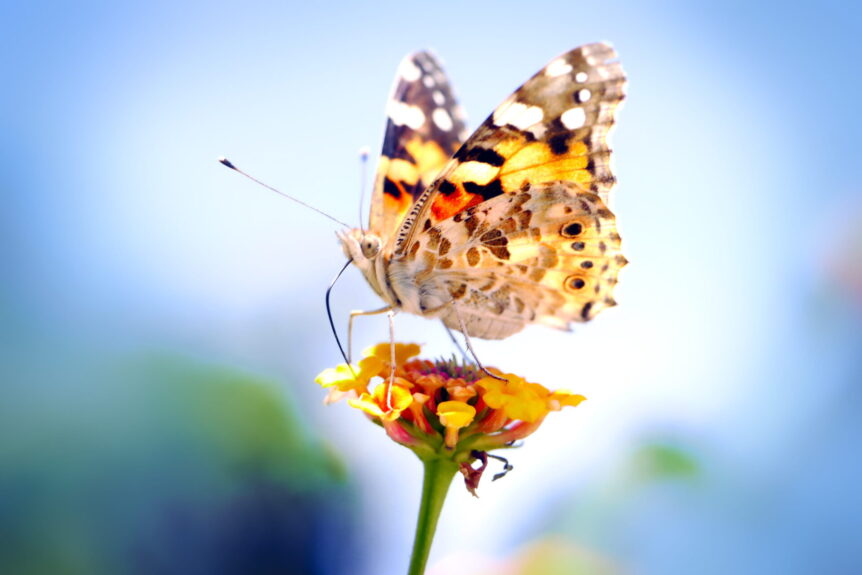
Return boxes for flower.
[315,343,586,495]
[315,355,383,394]
[436,400,477,448]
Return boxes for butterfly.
[339,42,627,343]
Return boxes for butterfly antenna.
[326,258,355,370]
[357,146,370,231]
[218,157,351,228]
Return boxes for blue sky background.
[2,1,861,574]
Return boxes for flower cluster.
[315,343,585,494]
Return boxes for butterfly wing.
[368,51,468,245]
[394,42,625,253]
[389,43,627,338]
[393,181,626,338]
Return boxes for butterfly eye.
[361,235,381,258]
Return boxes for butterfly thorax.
[338,228,401,309]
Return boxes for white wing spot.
[528,123,547,140]
[575,71,589,83]
[561,107,586,129]
[422,75,435,88]
[398,58,421,82]
[493,101,544,129]
[387,100,426,129]
[432,108,453,131]
[432,90,445,105]
[545,58,573,77]
[578,89,592,102]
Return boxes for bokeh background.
[3,1,861,574]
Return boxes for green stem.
[407,457,459,575]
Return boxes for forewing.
[395,42,626,254]
[368,51,468,243]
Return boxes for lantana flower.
[314,343,586,575]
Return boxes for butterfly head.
[338,228,396,304]
[339,228,381,262]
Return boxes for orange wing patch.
[498,139,592,190]
[375,156,418,232]
[430,183,485,221]
[404,136,452,185]
[374,137,458,238]
[426,135,594,225]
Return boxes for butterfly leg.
[444,325,469,362]
[386,309,397,408]
[347,306,393,363]
[451,304,508,383]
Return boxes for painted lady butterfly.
[340,42,627,342]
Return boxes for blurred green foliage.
[0,355,355,575]
[631,441,700,482]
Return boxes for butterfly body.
[341,43,627,339]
